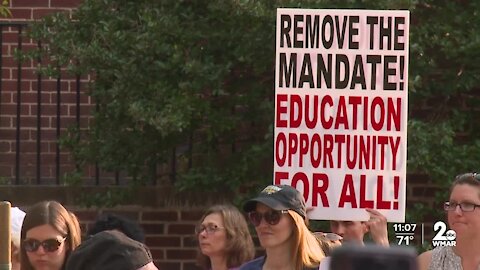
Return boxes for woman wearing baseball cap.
[239,184,325,270]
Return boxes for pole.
[0,201,11,270]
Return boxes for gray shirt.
[428,246,463,270]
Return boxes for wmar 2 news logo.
[393,221,455,247]
[432,221,456,247]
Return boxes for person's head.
[20,201,81,270]
[11,207,26,270]
[244,184,324,269]
[329,220,368,244]
[445,172,480,239]
[65,230,158,270]
[88,213,145,243]
[196,204,254,270]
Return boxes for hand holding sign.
[365,208,389,247]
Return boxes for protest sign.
[274,9,409,222]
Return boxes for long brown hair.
[196,204,255,269]
[20,201,81,270]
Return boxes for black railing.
[0,22,100,185]
[0,22,193,186]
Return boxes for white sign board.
[274,9,409,222]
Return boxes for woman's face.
[447,184,480,238]
[254,203,294,249]
[25,224,69,270]
[197,213,228,258]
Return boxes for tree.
[26,0,480,205]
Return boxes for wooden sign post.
[0,201,11,270]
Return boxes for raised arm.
[365,208,389,247]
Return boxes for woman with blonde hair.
[240,184,324,270]
[20,200,81,270]
[196,204,255,270]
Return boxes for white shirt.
[319,257,331,270]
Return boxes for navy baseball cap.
[243,184,307,219]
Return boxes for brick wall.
[75,206,204,270]
[5,186,225,270]
[0,0,94,184]
[8,0,80,20]
[12,204,205,270]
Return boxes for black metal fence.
[0,21,200,187]
[0,22,131,186]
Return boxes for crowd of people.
[9,201,157,270]
[7,171,480,270]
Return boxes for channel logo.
[432,221,456,247]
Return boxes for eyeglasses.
[444,201,480,212]
[195,224,225,235]
[23,237,67,252]
[248,210,289,227]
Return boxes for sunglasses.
[248,210,289,227]
[23,237,67,252]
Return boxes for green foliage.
[405,1,480,238]
[407,119,480,184]
[404,2,480,250]
[76,188,132,208]
[24,0,480,234]
[27,0,284,193]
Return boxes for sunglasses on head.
[23,237,67,252]
[455,172,480,181]
[248,210,289,227]
[313,232,343,242]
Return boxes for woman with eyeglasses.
[418,172,480,270]
[239,184,324,270]
[196,204,255,270]
[20,201,81,270]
